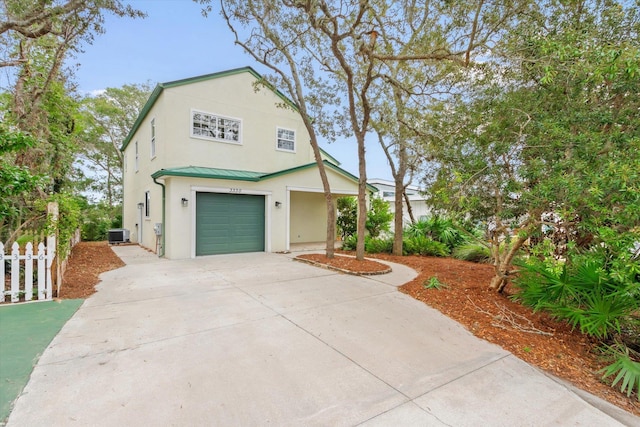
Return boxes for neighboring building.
[368,179,430,230]
[121,67,364,259]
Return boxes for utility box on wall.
[153,223,163,236]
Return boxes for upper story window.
[276,127,295,152]
[135,141,139,172]
[150,118,156,158]
[191,110,241,144]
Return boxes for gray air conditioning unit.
[108,228,130,244]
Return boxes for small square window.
[277,128,295,152]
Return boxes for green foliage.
[403,235,449,257]
[78,83,152,206]
[514,237,640,339]
[81,202,122,241]
[453,242,492,263]
[342,235,393,254]
[600,344,640,400]
[423,276,448,290]
[37,193,82,260]
[366,197,393,238]
[336,197,357,240]
[0,126,46,227]
[405,215,469,252]
[341,234,357,251]
[343,234,448,257]
[364,236,394,254]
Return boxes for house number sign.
[229,188,242,193]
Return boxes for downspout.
[152,176,166,257]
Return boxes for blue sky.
[72,0,393,181]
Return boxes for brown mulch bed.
[364,253,640,417]
[296,253,390,274]
[59,243,639,416]
[57,241,125,299]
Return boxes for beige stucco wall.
[158,72,313,173]
[122,69,362,257]
[121,91,166,251]
[156,165,358,259]
[289,192,328,243]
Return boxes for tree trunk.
[403,190,416,224]
[355,135,367,260]
[392,175,404,255]
[488,233,528,293]
[308,144,336,258]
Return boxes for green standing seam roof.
[151,166,265,181]
[151,160,378,192]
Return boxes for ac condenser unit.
[108,228,130,244]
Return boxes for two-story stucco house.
[121,67,363,259]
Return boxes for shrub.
[453,242,492,263]
[403,235,449,257]
[81,203,122,241]
[341,234,357,251]
[364,236,393,254]
[513,252,639,340]
[600,344,640,400]
[336,197,357,240]
[366,197,393,238]
[405,215,469,252]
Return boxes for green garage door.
[196,192,265,255]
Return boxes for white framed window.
[144,191,150,217]
[135,141,139,172]
[276,127,295,152]
[191,110,241,144]
[150,118,156,158]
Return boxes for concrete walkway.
[6,246,638,426]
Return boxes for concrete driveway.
[6,246,637,426]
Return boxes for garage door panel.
[196,193,265,255]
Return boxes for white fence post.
[25,242,33,301]
[37,242,47,300]
[11,242,20,303]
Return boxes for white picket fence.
[1,241,54,303]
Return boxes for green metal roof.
[121,66,297,151]
[151,160,376,192]
[151,166,264,181]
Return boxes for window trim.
[276,127,296,153]
[150,118,156,159]
[190,109,242,145]
[144,191,150,218]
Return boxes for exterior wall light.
[181,198,188,207]
[275,201,282,208]
[137,202,144,209]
